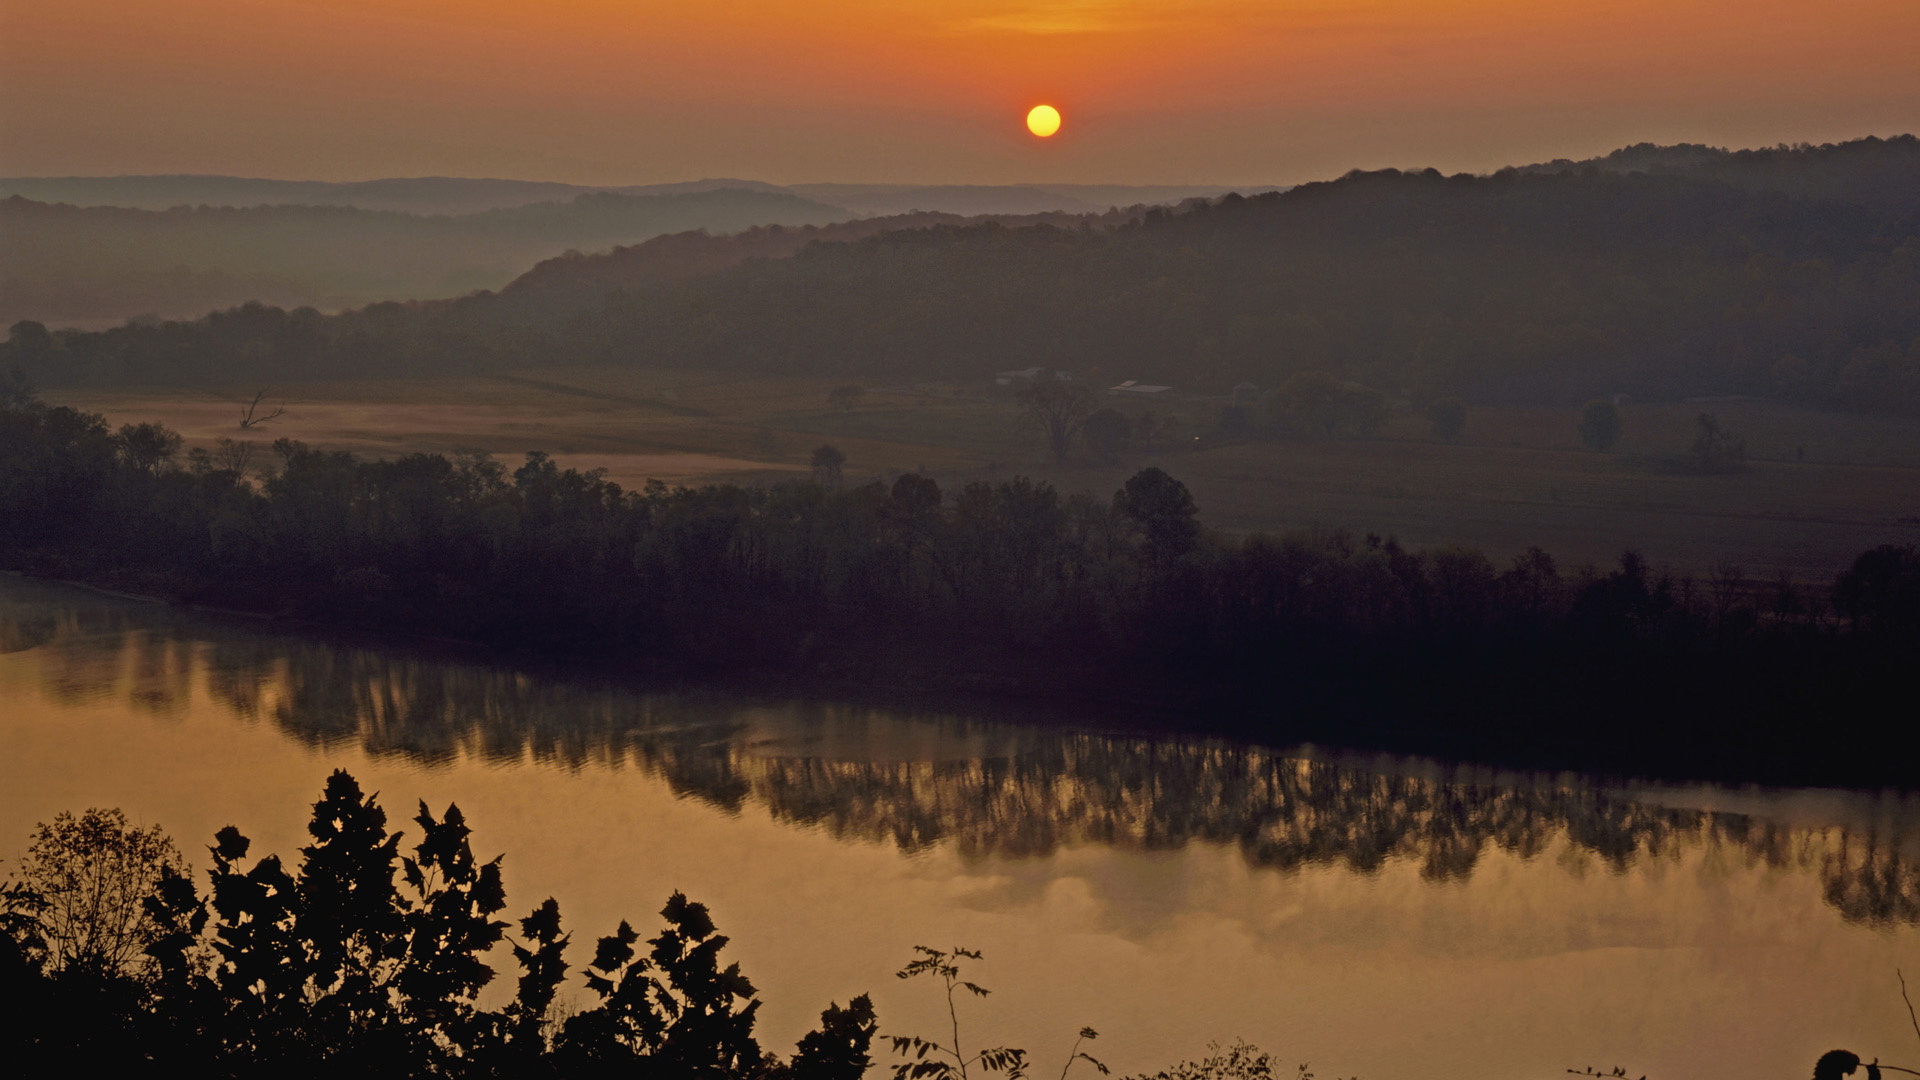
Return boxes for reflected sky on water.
[2,574,1916,1079]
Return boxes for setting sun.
[1025,104,1061,138]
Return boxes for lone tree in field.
[1265,372,1389,439]
[1578,399,1623,452]
[812,444,847,486]
[16,808,183,976]
[1688,412,1745,471]
[1018,378,1095,463]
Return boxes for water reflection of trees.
[9,586,1919,929]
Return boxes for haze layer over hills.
[0,189,851,327]
[0,176,1265,327]
[0,175,1263,216]
[6,137,1917,416]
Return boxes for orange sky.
[3,0,1917,184]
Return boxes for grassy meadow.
[56,369,1920,584]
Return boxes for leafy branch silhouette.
[888,946,1105,1080]
[1059,1026,1110,1080]
[1803,970,1920,1080]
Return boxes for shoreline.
[5,564,1913,796]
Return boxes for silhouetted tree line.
[1,771,879,1076]
[8,137,1920,413]
[3,387,1919,785]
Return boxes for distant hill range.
[0,187,850,326]
[7,136,1917,414]
[0,176,1269,326]
[0,174,1263,217]
[783,183,1276,217]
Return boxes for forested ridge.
[1512,135,1920,212]
[8,137,1919,414]
[590,141,1920,410]
[4,387,1917,789]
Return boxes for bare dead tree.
[238,389,286,430]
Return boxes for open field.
[55,370,1920,583]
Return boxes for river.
[1,574,1915,1078]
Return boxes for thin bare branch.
[1903,969,1920,1050]
[239,389,287,429]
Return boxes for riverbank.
[6,392,1917,792]
[5,561,1913,795]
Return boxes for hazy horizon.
[5,133,1915,193]
[8,128,1913,195]
[0,172,1275,191]
[7,0,1916,187]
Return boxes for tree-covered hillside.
[1514,133,1920,213]
[8,137,1918,412]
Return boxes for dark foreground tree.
[1113,467,1199,562]
[113,422,182,474]
[4,772,878,1078]
[17,808,183,977]
[787,995,878,1080]
[1833,544,1920,635]
[558,891,765,1077]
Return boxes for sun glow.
[1026,104,1062,137]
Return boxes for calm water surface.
[2,575,1916,1079]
